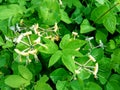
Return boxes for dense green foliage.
[0,0,120,90]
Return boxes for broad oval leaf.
[59,34,70,49]
[90,5,109,24]
[62,55,75,73]
[0,4,23,20]
[49,50,62,67]
[38,0,60,25]
[18,65,33,80]
[5,75,30,88]
[50,68,71,83]
[103,13,116,34]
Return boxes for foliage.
[0,0,120,90]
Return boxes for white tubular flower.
[75,70,80,74]
[14,49,29,56]
[72,32,78,36]
[23,31,32,36]
[16,34,24,43]
[28,49,37,55]
[86,37,94,41]
[33,24,39,34]
[93,63,98,78]
[54,23,58,32]
[88,55,96,62]
[59,0,63,5]
[34,37,41,44]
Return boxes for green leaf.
[2,41,14,49]
[95,29,108,43]
[34,75,53,90]
[60,9,72,24]
[98,57,111,84]
[18,65,33,80]
[65,39,86,50]
[56,81,69,90]
[103,13,116,34]
[0,4,23,20]
[62,55,75,73]
[71,8,83,24]
[49,50,62,67]
[59,34,70,49]
[90,48,104,61]
[111,48,120,64]
[80,19,96,33]
[70,80,84,90]
[50,68,71,84]
[90,5,109,24]
[77,69,91,80]
[62,49,83,57]
[38,0,60,25]
[0,36,4,46]
[106,74,120,90]
[5,75,30,88]
[85,82,102,90]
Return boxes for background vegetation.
[0,0,120,90]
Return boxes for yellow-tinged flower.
[14,49,29,56]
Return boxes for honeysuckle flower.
[72,32,79,40]
[53,23,58,32]
[88,54,96,62]
[34,37,41,44]
[59,0,63,5]
[14,49,29,56]
[28,49,37,55]
[23,31,32,36]
[15,33,24,43]
[93,63,98,78]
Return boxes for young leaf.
[18,65,33,80]
[0,4,23,20]
[5,75,30,88]
[62,55,75,73]
[59,34,70,49]
[103,13,116,34]
[34,75,53,90]
[38,0,60,25]
[60,9,72,24]
[64,39,86,50]
[80,19,96,33]
[56,81,69,90]
[49,50,62,67]
[62,49,83,57]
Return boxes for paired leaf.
[49,50,62,67]
[59,34,70,49]
[62,55,75,73]
[80,19,96,33]
[50,68,71,83]
[5,75,30,88]
[18,65,33,80]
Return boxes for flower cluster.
[13,22,59,63]
[75,54,98,78]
